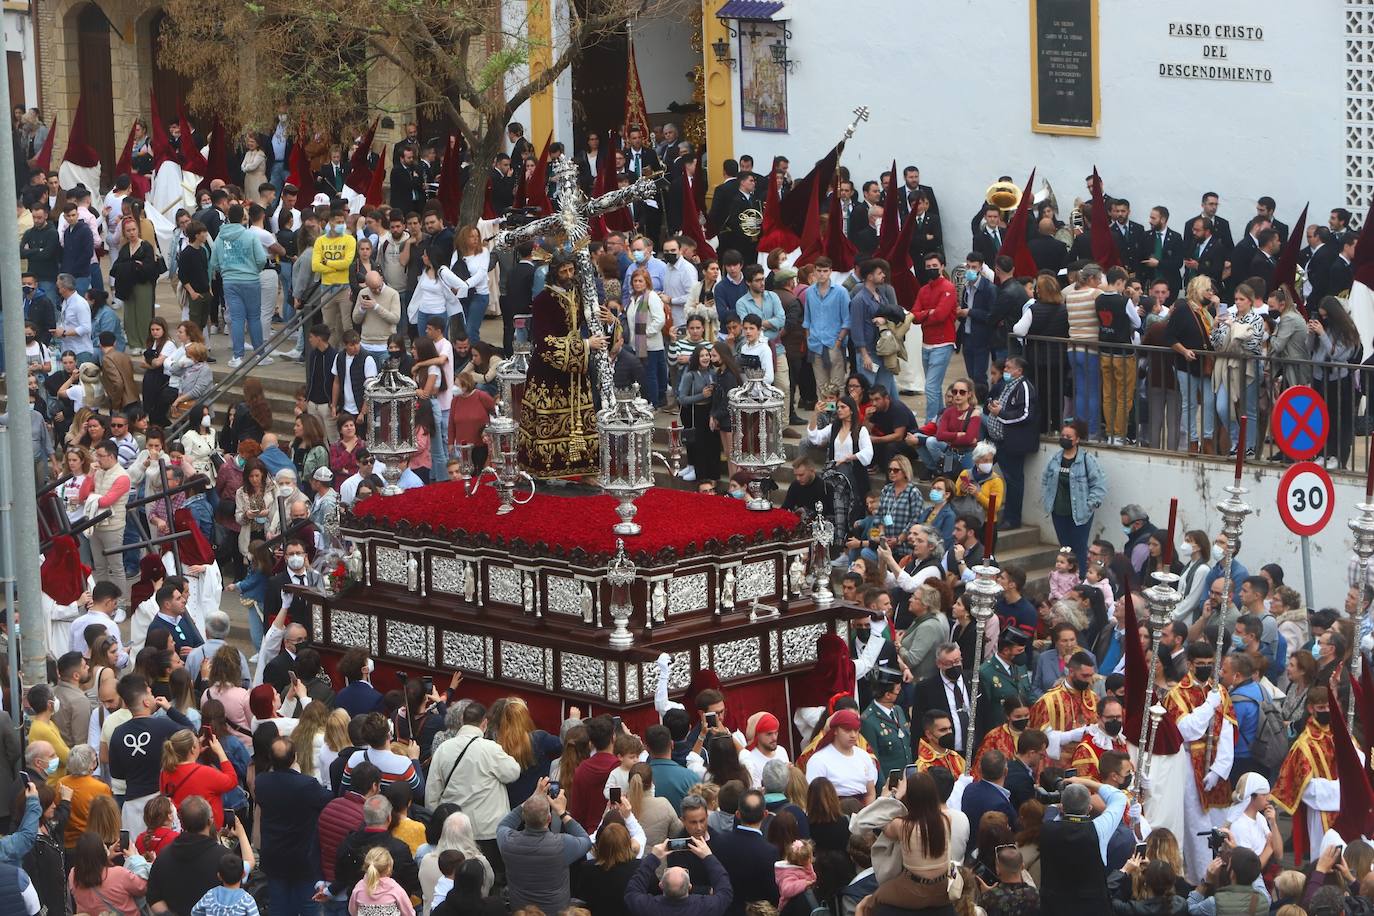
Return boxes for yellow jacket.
[311,233,356,286]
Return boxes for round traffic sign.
[1276,461,1335,536]
[1270,386,1329,460]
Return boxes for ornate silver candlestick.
[1346,499,1374,731]
[1138,703,1166,801]
[1138,571,1182,800]
[653,420,684,480]
[809,501,836,605]
[599,384,656,535]
[467,401,535,515]
[455,443,476,481]
[1207,482,1251,760]
[606,539,637,649]
[963,563,1004,767]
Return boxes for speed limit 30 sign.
[1276,461,1335,537]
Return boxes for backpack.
[1232,690,1288,772]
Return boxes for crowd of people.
[6,105,1374,916]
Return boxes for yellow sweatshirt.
[311,232,356,286]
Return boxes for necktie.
[950,678,969,751]
[992,229,1000,246]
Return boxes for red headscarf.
[130,554,167,609]
[170,509,215,566]
[745,712,781,750]
[796,633,856,709]
[40,535,89,604]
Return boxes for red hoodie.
[911,277,957,346]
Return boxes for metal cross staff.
[491,159,662,406]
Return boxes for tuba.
[986,180,1021,213]
[1033,178,1058,214]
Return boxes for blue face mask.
[965,269,979,283]
[631,249,646,263]
[928,490,944,504]
[45,757,58,776]
[328,223,344,237]
[729,489,746,500]
[1122,525,1133,537]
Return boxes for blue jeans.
[921,345,954,423]
[36,279,57,305]
[1052,512,1093,576]
[431,401,450,481]
[270,160,289,192]
[74,276,90,296]
[963,333,990,386]
[859,362,896,402]
[1068,348,1101,439]
[89,261,105,293]
[465,292,489,343]
[1176,369,1214,444]
[223,281,264,358]
[247,600,265,651]
[1215,374,1259,451]
[644,349,668,406]
[268,878,320,916]
[916,438,971,476]
[999,451,1026,528]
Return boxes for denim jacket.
[1040,448,1107,525]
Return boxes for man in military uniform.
[861,667,911,780]
[975,628,1032,745]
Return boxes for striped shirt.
[1063,283,1102,341]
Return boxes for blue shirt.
[1090,786,1128,863]
[1230,680,1263,758]
[622,255,667,305]
[1201,558,1249,613]
[735,289,785,343]
[803,282,851,350]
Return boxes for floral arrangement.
[353,483,804,563]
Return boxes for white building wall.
[4,8,37,109]
[1024,447,1361,611]
[632,15,699,115]
[729,0,1345,258]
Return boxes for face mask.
[942,666,961,682]
[278,113,288,122]
[328,223,343,237]
[964,269,978,283]
[729,489,746,500]
[1211,544,1225,562]
[976,462,993,475]
[51,698,61,715]
[201,415,212,428]
[1059,437,1074,450]
[278,484,295,498]
[631,249,646,263]
[928,490,944,503]
[1009,717,1030,732]
[1314,710,1332,726]
[1119,772,1133,791]
[663,252,679,264]
[923,267,942,281]
[235,457,245,469]
[286,554,305,571]
[1102,719,1123,737]
[1194,665,1214,683]
[1122,525,1133,537]
[45,757,59,776]
[938,733,957,751]
[1178,542,1193,560]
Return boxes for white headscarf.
[1226,771,1271,823]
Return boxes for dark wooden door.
[569,0,626,149]
[77,4,115,187]
[7,52,24,116]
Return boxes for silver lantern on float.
[606,538,638,648]
[599,384,656,535]
[467,400,535,514]
[497,327,532,422]
[364,365,419,495]
[728,365,786,510]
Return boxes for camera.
[1199,829,1225,855]
[502,206,547,229]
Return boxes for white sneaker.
[680,465,697,482]
[283,348,302,361]
[227,357,243,369]
[257,355,275,366]
[1326,456,1339,469]
[248,653,259,664]
[113,608,126,624]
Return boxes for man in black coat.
[627,839,733,915]
[661,795,728,899]
[911,644,971,757]
[1257,196,1288,244]
[144,797,238,916]
[849,181,882,260]
[972,205,1007,263]
[503,242,538,355]
[264,539,323,641]
[1107,199,1147,269]
[256,734,335,907]
[1138,205,1186,298]
[1304,226,1340,304]
[711,790,777,916]
[1183,192,1234,259]
[1184,217,1226,292]
[1005,727,1047,809]
[713,173,762,265]
[1328,232,1358,298]
[389,146,426,213]
[1027,219,1069,276]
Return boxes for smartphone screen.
[886,768,902,789]
[422,675,434,695]
[1135,842,1148,858]
[609,786,622,804]
[224,810,237,831]
[612,715,623,734]
[705,712,718,728]
[119,830,130,850]
[548,781,561,799]
[666,837,691,851]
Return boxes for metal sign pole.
[0,429,20,717]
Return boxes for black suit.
[715,190,763,265]
[1250,251,1278,293]
[490,169,517,213]
[1186,235,1226,291]
[264,569,322,640]
[1138,227,1186,297]
[1185,214,1234,258]
[973,227,1006,264]
[714,824,779,915]
[623,145,660,179]
[392,138,421,169]
[907,211,943,259]
[1271,218,1290,246]
[1306,244,1340,303]
[849,202,879,258]
[895,183,940,221]
[912,671,971,756]
[1109,220,1147,269]
[315,163,345,193]
[503,259,537,354]
[389,163,425,212]
[1005,757,1037,809]
[1027,235,1069,275]
[1228,235,1260,295]
[1329,255,1355,298]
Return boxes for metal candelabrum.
[809,502,836,604]
[599,384,656,536]
[963,563,1004,768]
[1138,570,1182,803]
[467,400,535,515]
[653,421,684,480]
[1207,482,1251,761]
[1346,500,1374,731]
[605,539,638,649]
[1138,703,1167,799]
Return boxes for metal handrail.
[165,280,326,439]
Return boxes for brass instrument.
[1032,178,1058,213]
[1070,197,1086,232]
[985,180,1021,213]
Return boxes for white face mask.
[201,415,212,428]
[975,462,993,475]
[286,554,305,571]
[364,659,374,681]
[51,698,60,714]
[1177,542,1194,560]
[1211,544,1225,563]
